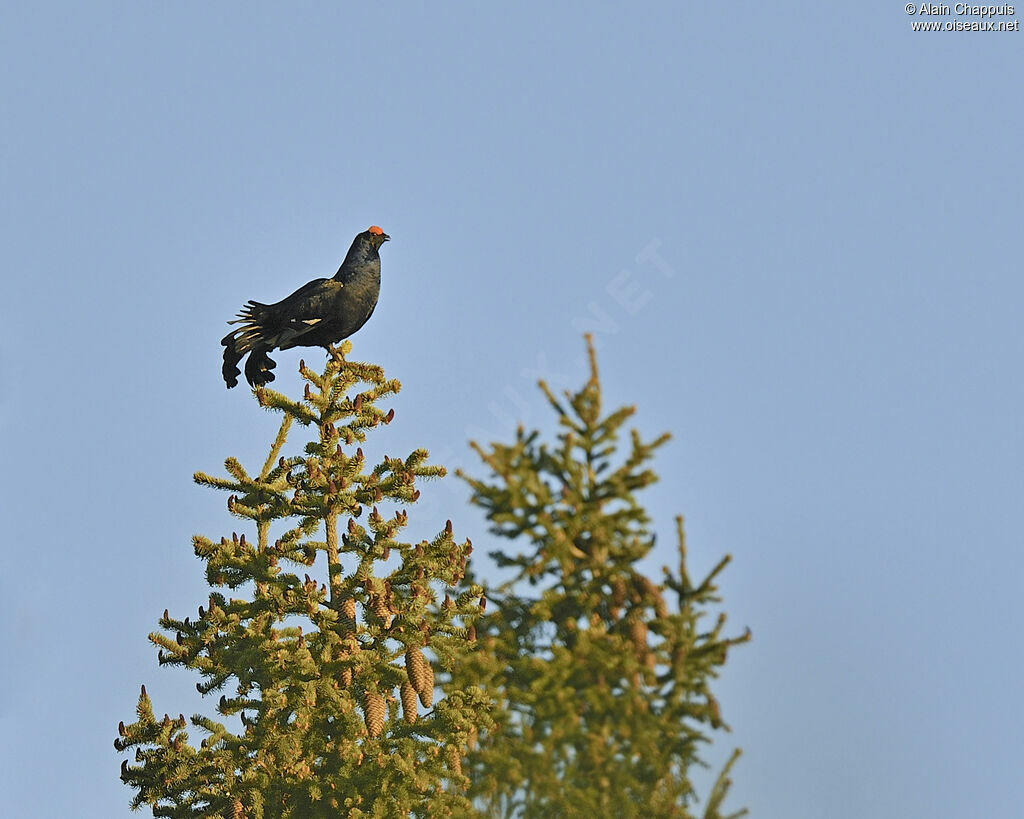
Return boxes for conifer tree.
[455,336,750,819]
[116,344,492,818]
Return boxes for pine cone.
[611,577,627,608]
[372,594,392,625]
[445,745,463,778]
[630,618,648,655]
[406,648,430,697]
[639,576,669,618]
[363,691,386,737]
[708,696,723,729]
[400,681,418,724]
[418,663,434,708]
[341,596,356,636]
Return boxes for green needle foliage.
[455,336,751,819]
[116,344,492,818]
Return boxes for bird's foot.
[326,341,353,362]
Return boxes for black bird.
[221,226,389,388]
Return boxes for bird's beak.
[382,233,390,242]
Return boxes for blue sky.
[2,3,1022,816]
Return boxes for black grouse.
[221,226,389,388]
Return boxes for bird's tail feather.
[221,301,276,388]
[244,349,277,387]
[222,342,244,389]
[223,302,266,352]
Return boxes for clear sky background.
[2,3,1021,817]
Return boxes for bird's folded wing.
[266,316,328,348]
[260,278,344,348]
[279,276,333,304]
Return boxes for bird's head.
[365,225,390,249]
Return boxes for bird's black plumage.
[221,226,389,388]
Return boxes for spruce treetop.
[117,344,492,818]
[456,335,750,819]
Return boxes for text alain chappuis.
[907,3,1014,15]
